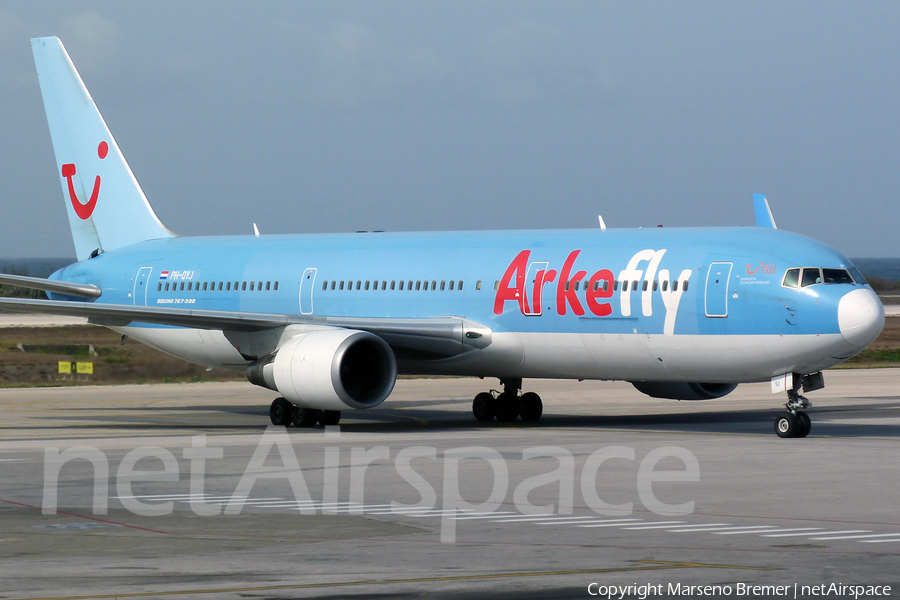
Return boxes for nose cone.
[838,288,885,349]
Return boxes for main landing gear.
[774,372,822,438]
[472,378,543,423]
[269,397,341,428]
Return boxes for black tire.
[472,392,496,422]
[495,393,520,422]
[319,410,341,426]
[774,412,798,438]
[795,412,811,438]
[292,406,321,427]
[269,397,293,426]
[519,392,543,422]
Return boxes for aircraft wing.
[0,297,491,357]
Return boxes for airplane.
[0,37,885,438]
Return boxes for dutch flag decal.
[160,271,169,280]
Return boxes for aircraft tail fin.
[31,37,175,262]
[752,193,777,229]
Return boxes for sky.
[2,1,899,259]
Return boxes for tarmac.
[0,371,899,599]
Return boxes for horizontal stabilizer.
[752,193,777,229]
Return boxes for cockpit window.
[785,267,858,288]
[849,266,867,285]
[782,268,800,289]
[823,268,854,284]
[801,268,822,287]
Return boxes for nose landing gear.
[472,378,543,423]
[774,372,821,438]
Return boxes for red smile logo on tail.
[61,141,108,220]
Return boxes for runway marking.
[622,521,686,529]
[507,516,602,524]
[811,532,900,540]
[4,560,774,600]
[109,493,900,544]
[666,523,732,531]
[761,529,863,538]
[712,527,782,535]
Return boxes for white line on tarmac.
[761,529,867,538]
[578,520,647,528]
[504,516,602,524]
[621,521,686,529]
[712,527,782,535]
[811,532,900,540]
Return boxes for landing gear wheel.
[495,392,520,422]
[472,392,496,422]
[518,392,543,422]
[292,406,321,427]
[795,412,811,438]
[319,410,341,426]
[775,412,798,438]
[269,397,293,426]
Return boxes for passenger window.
[331,281,336,291]
[180,282,185,291]
[642,280,648,292]
[476,280,482,291]
[242,281,247,291]
[266,281,271,291]
[431,281,437,291]
[441,281,446,291]
[683,280,689,292]
[416,281,421,291]
[322,281,327,291]
[652,280,658,292]
[187,282,192,291]
[622,281,629,292]
[613,280,619,291]
[165,282,170,292]
[219,282,224,291]
[365,281,370,291]
[782,268,800,289]
[399,281,404,291]
[274,281,279,291]
[391,281,396,290]
[258,281,263,291]
[662,280,668,292]
[449,280,454,291]
[801,268,821,287]
[157,282,162,292]
[494,281,499,291]
[673,281,678,292]
[339,281,345,291]
[823,269,853,284]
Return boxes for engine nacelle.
[631,381,738,400]
[271,329,397,411]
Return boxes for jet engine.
[630,381,738,400]
[251,329,397,411]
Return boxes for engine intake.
[270,329,397,411]
[631,381,738,400]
